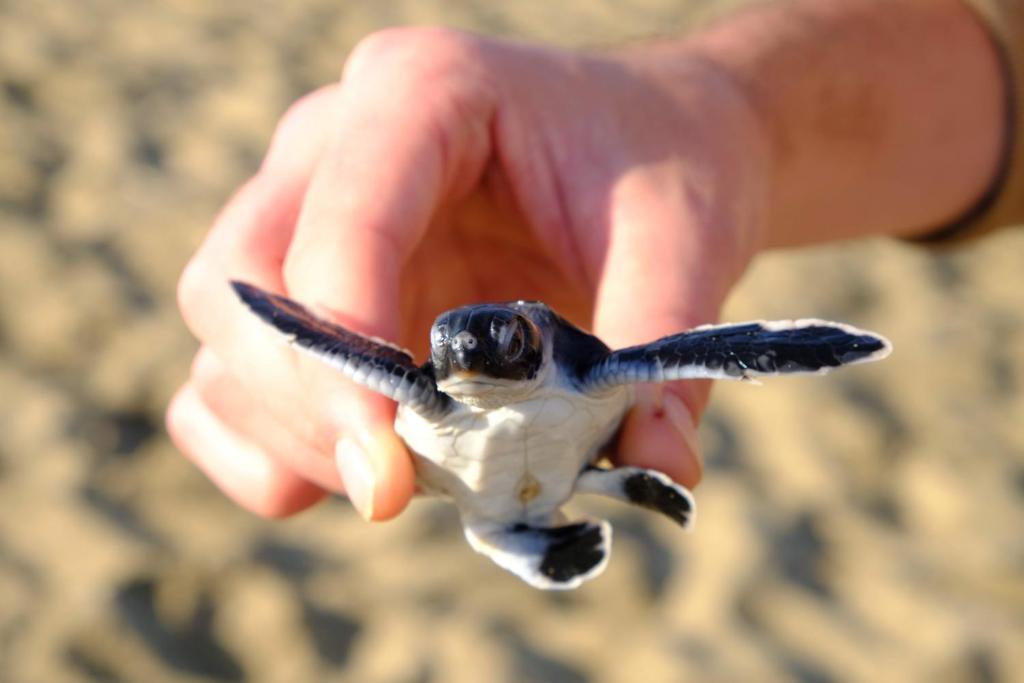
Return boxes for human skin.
[168,0,1003,520]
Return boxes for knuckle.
[188,347,222,386]
[270,85,335,149]
[345,27,411,69]
[254,494,302,519]
[343,27,478,83]
[280,248,309,296]
[164,387,190,446]
[176,257,210,337]
[256,481,324,519]
[280,87,329,126]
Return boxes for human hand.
[167,28,769,520]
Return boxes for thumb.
[282,36,492,519]
[593,171,740,490]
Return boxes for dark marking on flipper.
[465,519,611,590]
[576,466,696,529]
[580,319,891,392]
[231,281,451,418]
[622,472,693,528]
[521,522,606,584]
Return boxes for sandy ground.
[1,1,1023,681]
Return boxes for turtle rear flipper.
[232,281,452,419]
[577,466,696,529]
[465,518,611,590]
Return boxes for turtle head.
[429,304,545,406]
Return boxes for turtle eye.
[490,319,514,345]
[502,322,526,362]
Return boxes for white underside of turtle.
[398,371,635,589]
[231,281,891,590]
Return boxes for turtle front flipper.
[232,281,452,419]
[464,518,611,590]
[576,466,695,529]
[580,319,891,392]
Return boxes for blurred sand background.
[1,1,1023,681]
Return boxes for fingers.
[178,86,382,508]
[179,85,409,516]
[177,31,498,519]
[189,347,343,493]
[177,86,345,449]
[170,346,420,522]
[167,384,327,518]
[335,425,417,522]
[284,28,495,334]
[617,384,706,489]
[593,167,739,488]
[280,29,496,518]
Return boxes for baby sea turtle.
[232,281,891,589]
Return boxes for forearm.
[654,0,1007,247]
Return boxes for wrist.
[645,0,1006,248]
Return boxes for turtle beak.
[453,352,473,372]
